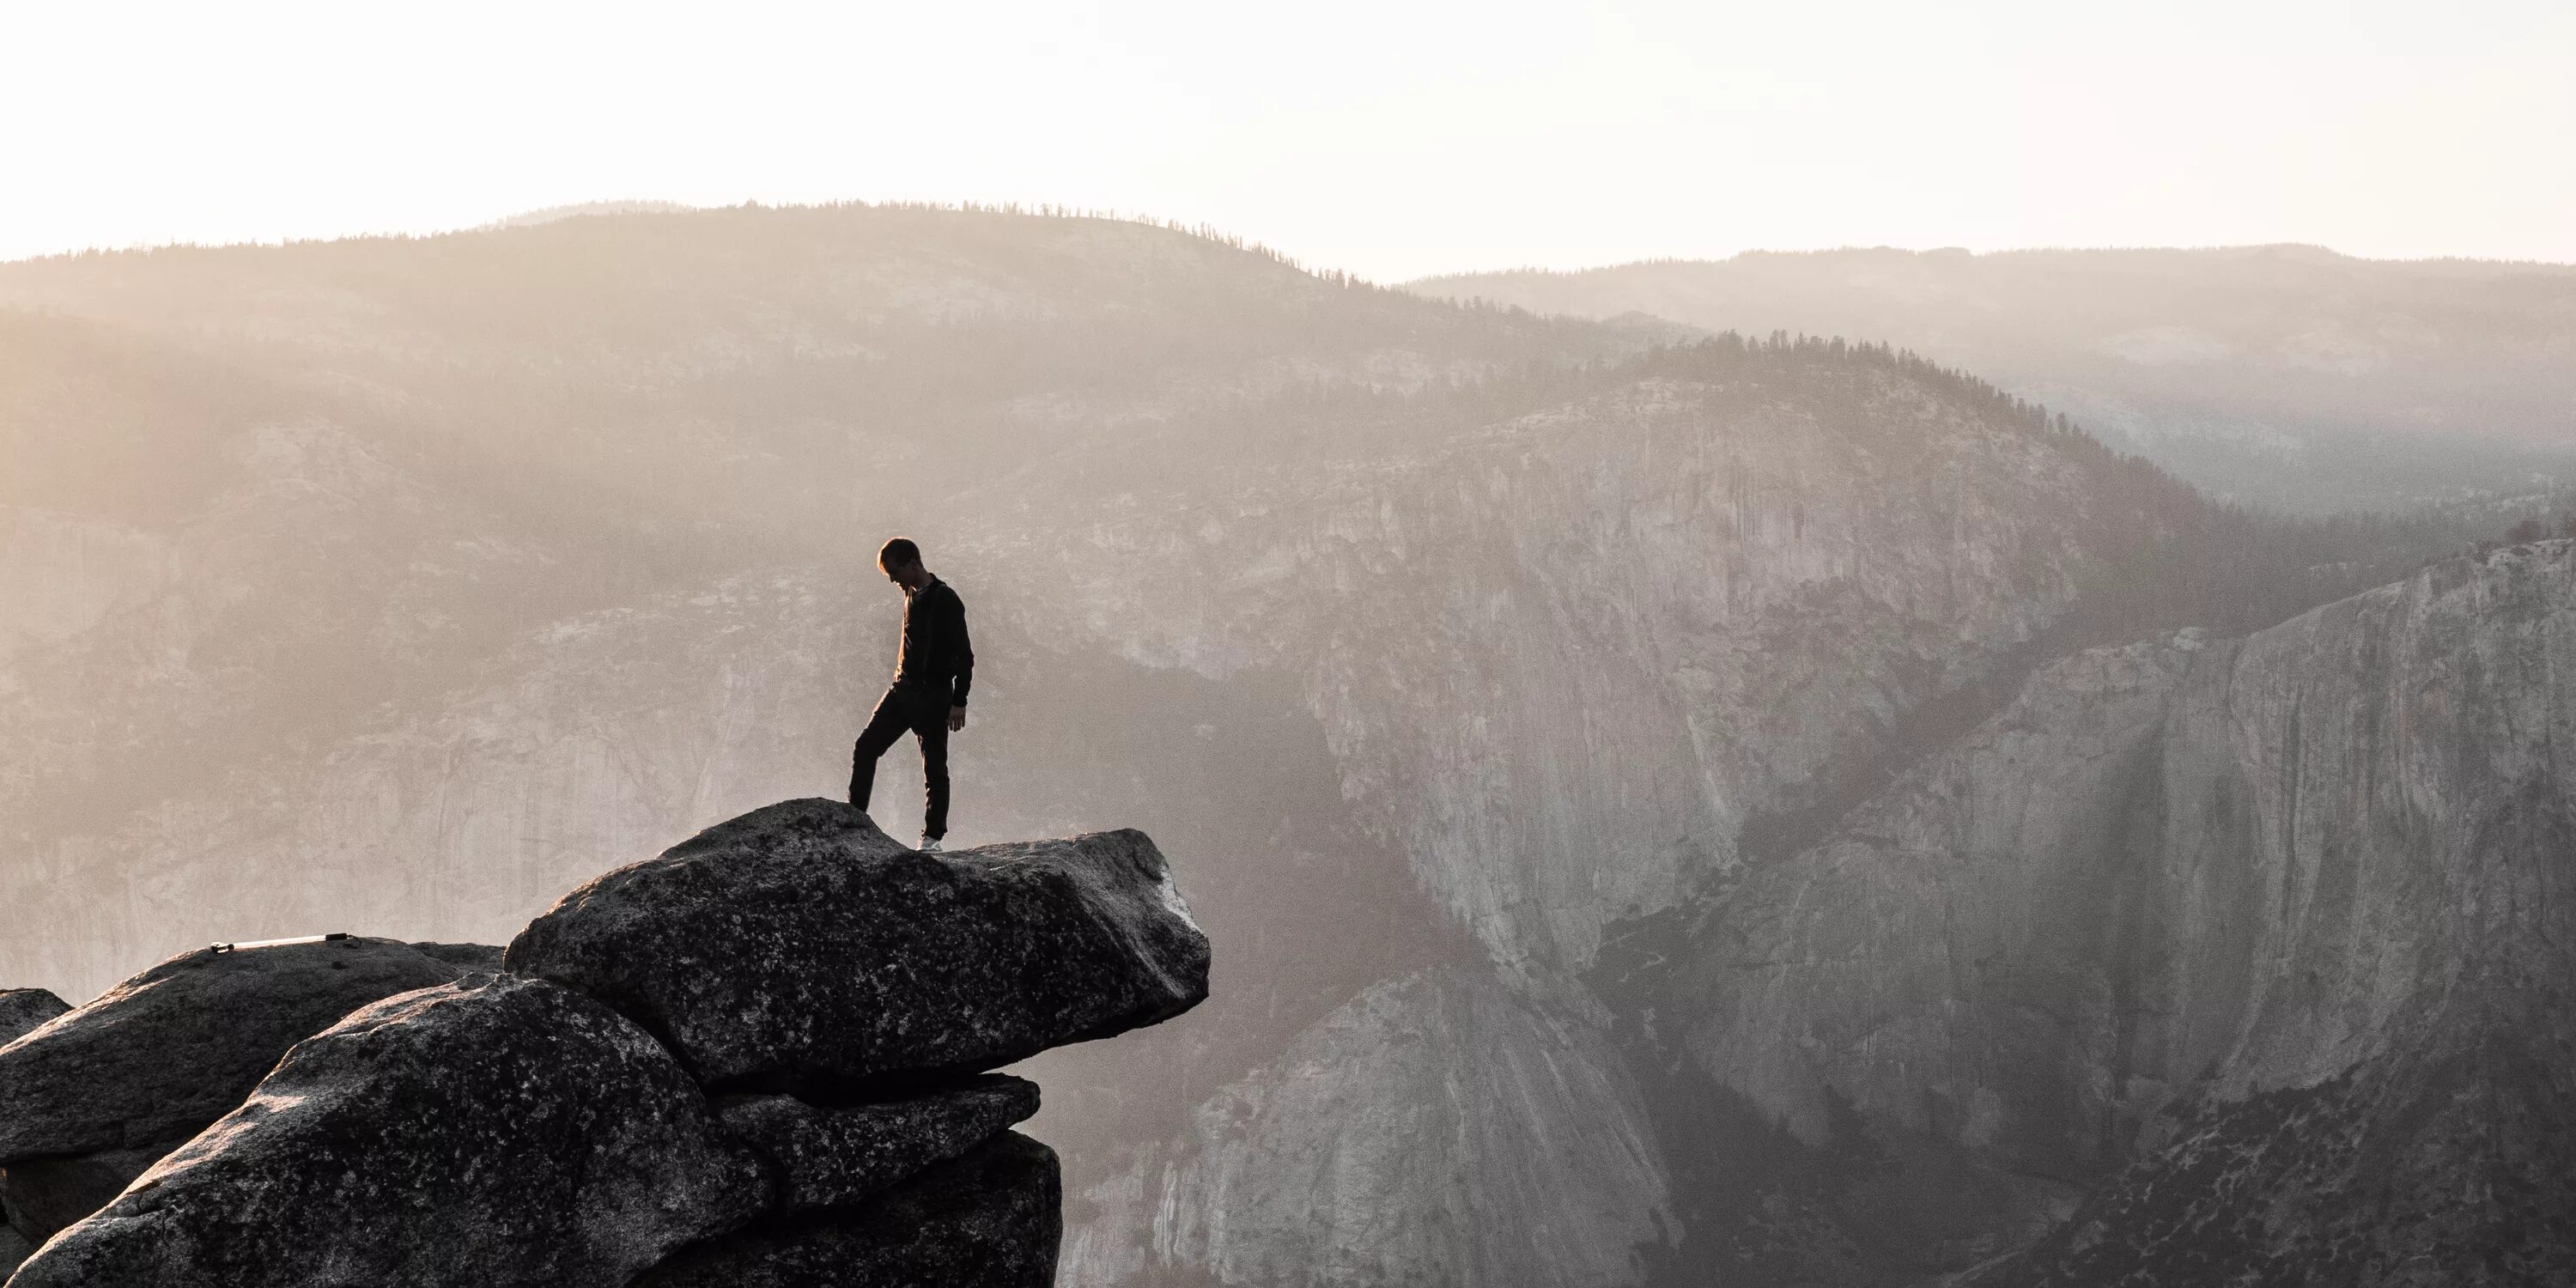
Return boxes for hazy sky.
[4,0,2571,280]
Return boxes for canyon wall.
[1663,545,2576,1282]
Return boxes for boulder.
[410,942,507,970]
[7,973,766,1288]
[635,1130,1062,1288]
[507,799,1209,1089]
[0,936,480,1161]
[0,1221,31,1279]
[720,1074,1040,1213]
[0,989,69,1048]
[0,1146,161,1243]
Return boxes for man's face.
[882,557,919,588]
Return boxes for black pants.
[850,688,951,840]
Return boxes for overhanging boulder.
[721,1075,1040,1214]
[635,1130,1061,1288]
[506,799,1209,1090]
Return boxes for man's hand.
[949,706,968,732]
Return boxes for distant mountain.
[479,199,698,228]
[3,209,2567,1285]
[1413,246,2576,513]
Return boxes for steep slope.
[1414,246,2576,513]
[1650,544,2576,1284]
[970,354,2115,973]
[1066,967,1668,1288]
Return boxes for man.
[849,537,974,850]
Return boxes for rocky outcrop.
[0,1148,163,1249]
[0,991,66,1048]
[9,974,767,1288]
[9,804,1201,1285]
[507,799,1209,1090]
[0,936,489,1242]
[0,936,484,1158]
[720,1076,1041,1214]
[636,1131,1061,1288]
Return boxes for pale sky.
[3,0,2571,281]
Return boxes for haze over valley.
[1419,248,2576,514]
[4,201,2573,1285]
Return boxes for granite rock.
[7,973,765,1288]
[0,936,480,1162]
[507,799,1208,1089]
[0,989,68,1048]
[720,1075,1040,1214]
[635,1131,1061,1288]
[408,942,506,970]
[0,1221,31,1279]
[0,1146,162,1244]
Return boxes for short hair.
[877,537,921,571]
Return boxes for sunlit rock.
[9,973,764,1288]
[0,936,493,1242]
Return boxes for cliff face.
[1666,545,2576,1282]
[975,372,2101,975]
[2152,546,2576,1105]
[1064,966,1668,1288]
[1668,632,2198,1172]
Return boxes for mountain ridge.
[1413,246,2576,514]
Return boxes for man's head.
[878,537,927,590]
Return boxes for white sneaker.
[919,834,945,853]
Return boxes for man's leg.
[914,702,952,842]
[848,693,911,811]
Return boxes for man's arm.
[946,587,974,730]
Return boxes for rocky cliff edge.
[0,799,1210,1286]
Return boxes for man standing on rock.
[850,538,974,851]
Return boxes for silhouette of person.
[849,538,973,850]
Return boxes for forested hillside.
[1416,246,2576,514]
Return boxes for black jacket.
[893,577,974,706]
